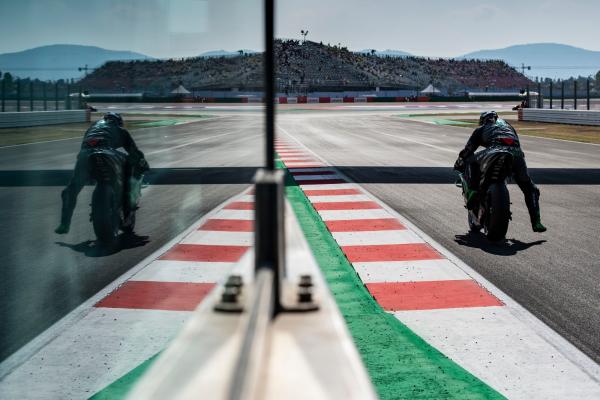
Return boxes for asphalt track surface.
[276,110,600,364]
[2,102,599,367]
[0,114,263,362]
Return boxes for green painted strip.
[88,353,159,400]
[138,119,182,127]
[278,157,505,399]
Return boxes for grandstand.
[79,40,531,96]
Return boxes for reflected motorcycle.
[87,145,146,245]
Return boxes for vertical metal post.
[1,79,4,112]
[55,81,59,110]
[265,0,275,171]
[574,80,577,110]
[16,79,21,112]
[253,0,283,317]
[43,82,47,111]
[537,82,542,108]
[587,78,591,110]
[526,85,530,108]
[29,81,34,111]
[561,80,565,109]
[66,83,71,110]
[549,81,553,109]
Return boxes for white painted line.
[210,209,254,220]
[394,307,600,400]
[133,260,235,283]
[354,260,471,283]
[332,230,425,246]
[307,195,370,203]
[293,174,343,181]
[299,183,356,191]
[180,230,253,246]
[318,209,393,221]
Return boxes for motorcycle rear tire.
[485,183,510,241]
[92,184,120,245]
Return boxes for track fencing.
[518,108,600,126]
[0,110,90,128]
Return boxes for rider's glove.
[453,157,465,172]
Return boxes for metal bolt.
[298,287,313,303]
[225,275,243,289]
[221,286,240,304]
[298,274,313,288]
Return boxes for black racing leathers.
[59,119,146,228]
[458,119,541,224]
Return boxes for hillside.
[0,44,152,81]
[79,40,531,94]
[461,43,600,79]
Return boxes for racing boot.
[55,188,76,234]
[532,217,547,233]
[524,185,546,232]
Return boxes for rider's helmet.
[478,110,498,126]
[103,112,124,127]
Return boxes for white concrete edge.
[278,125,600,383]
[0,186,252,380]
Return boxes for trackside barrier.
[287,97,298,104]
[297,96,307,104]
[307,97,319,103]
[319,97,330,103]
[355,97,367,103]
[0,110,89,128]
[519,108,600,126]
[343,97,354,103]
[331,97,343,103]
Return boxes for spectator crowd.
[80,40,531,95]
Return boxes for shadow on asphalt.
[1,167,599,187]
[0,167,258,186]
[454,231,546,256]
[56,232,150,257]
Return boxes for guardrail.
[519,108,600,126]
[0,110,89,128]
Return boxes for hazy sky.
[0,0,599,58]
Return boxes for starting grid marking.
[276,138,600,399]
[0,190,256,399]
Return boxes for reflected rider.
[55,112,149,234]
[454,111,547,233]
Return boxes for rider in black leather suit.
[454,111,546,232]
[55,112,148,234]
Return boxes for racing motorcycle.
[455,145,516,241]
[87,145,146,245]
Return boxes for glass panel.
[0,1,264,395]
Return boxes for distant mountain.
[358,49,412,57]
[0,44,153,81]
[460,43,600,79]
[199,49,257,58]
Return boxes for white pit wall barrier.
[520,108,600,126]
[0,110,89,128]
